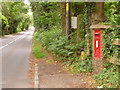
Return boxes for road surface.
[0,29,34,88]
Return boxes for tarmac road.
[0,29,34,88]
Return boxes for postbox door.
[94,30,101,59]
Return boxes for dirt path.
[38,59,87,88]
[29,47,98,88]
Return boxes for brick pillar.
[90,25,120,74]
[91,28,104,74]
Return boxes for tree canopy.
[1,2,32,35]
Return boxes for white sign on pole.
[71,17,77,29]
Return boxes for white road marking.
[0,34,25,49]
[8,41,14,44]
[34,64,39,89]
[0,44,9,49]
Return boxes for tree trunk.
[60,2,66,35]
[77,15,80,43]
[91,2,106,24]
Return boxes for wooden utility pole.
[66,1,71,40]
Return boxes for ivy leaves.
[102,27,119,59]
[94,62,119,88]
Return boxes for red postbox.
[94,30,101,59]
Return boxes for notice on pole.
[71,17,77,29]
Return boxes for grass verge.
[32,32,46,59]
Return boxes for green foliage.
[17,22,23,32]
[1,2,31,34]
[31,2,60,31]
[39,27,62,46]
[35,27,92,73]
[94,62,120,88]
[1,14,9,36]
[17,15,32,32]
[63,55,92,74]
[102,28,119,59]
[102,2,120,61]
[1,15,8,30]
[104,2,120,25]
[32,43,45,59]
[32,32,45,59]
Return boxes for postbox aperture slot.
[95,34,99,36]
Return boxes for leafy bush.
[1,14,9,36]
[38,27,62,46]
[35,27,92,73]
[105,2,120,25]
[17,22,23,32]
[31,2,60,31]
[2,2,31,34]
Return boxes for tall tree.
[31,2,60,31]
[2,2,31,34]
[91,2,106,24]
